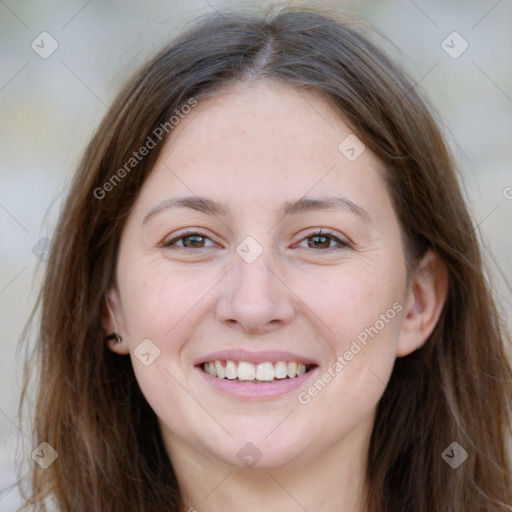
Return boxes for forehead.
[132,81,388,219]
[165,81,350,170]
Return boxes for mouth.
[198,359,317,383]
[194,350,319,399]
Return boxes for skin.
[103,81,448,512]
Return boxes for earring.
[106,332,122,343]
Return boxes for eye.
[293,229,351,253]
[161,230,217,250]
[160,229,351,253]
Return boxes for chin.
[206,428,313,470]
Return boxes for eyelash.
[160,229,351,253]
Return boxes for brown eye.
[181,235,206,248]
[308,234,332,249]
[162,231,216,249]
[295,229,351,253]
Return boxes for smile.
[201,360,314,382]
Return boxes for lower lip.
[196,366,318,400]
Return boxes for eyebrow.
[142,195,371,225]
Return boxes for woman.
[19,6,512,512]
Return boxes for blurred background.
[1,0,511,509]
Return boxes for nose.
[214,249,296,334]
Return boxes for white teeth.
[214,360,225,379]
[201,359,312,381]
[225,360,237,379]
[238,361,256,381]
[287,362,297,378]
[256,362,274,381]
[275,361,288,378]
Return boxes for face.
[107,81,415,471]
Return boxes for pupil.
[310,236,329,249]
[184,235,204,248]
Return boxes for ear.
[396,249,448,357]
[101,287,130,355]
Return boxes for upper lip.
[194,349,318,366]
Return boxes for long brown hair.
[18,6,512,511]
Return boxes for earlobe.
[101,287,130,355]
[396,249,448,357]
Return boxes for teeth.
[214,360,225,379]
[256,362,274,381]
[275,361,288,378]
[201,359,312,382]
[238,361,256,381]
[225,360,237,380]
[287,362,297,378]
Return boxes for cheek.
[292,257,405,418]
[121,266,210,430]
[296,259,406,349]
[120,261,212,338]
